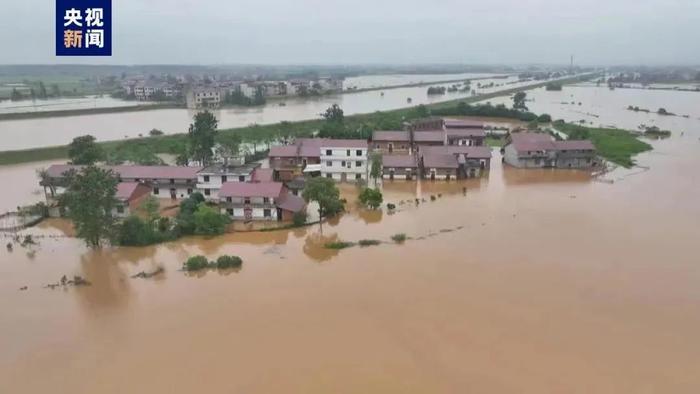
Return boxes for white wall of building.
[320,146,368,182]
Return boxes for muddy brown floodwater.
[2,127,700,392]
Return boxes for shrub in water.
[292,211,307,227]
[216,255,243,269]
[184,255,210,271]
[391,233,407,243]
[358,239,381,247]
[324,241,355,249]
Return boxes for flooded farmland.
[0,74,531,151]
[2,106,700,392]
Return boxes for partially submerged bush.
[183,255,210,271]
[358,239,381,247]
[324,241,355,249]
[391,233,407,243]
[216,255,243,269]
[292,211,307,227]
[386,203,396,210]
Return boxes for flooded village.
[2,69,700,392]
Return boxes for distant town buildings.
[118,74,344,108]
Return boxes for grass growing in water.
[183,254,243,271]
[391,233,407,244]
[358,239,381,247]
[324,241,356,249]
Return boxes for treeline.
[223,88,266,106]
[7,81,64,101]
[430,101,552,123]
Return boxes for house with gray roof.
[219,181,305,222]
[503,132,598,168]
[382,154,418,180]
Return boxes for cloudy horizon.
[2,0,699,66]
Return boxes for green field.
[553,121,652,168]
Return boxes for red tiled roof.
[251,168,274,182]
[110,165,202,180]
[219,181,284,198]
[446,145,491,159]
[382,154,417,168]
[115,182,150,202]
[422,153,458,169]
[372,131,410,142]
[445,128,487,138]
[44,164,202,180]
[554,140,596,151]
[276,193,306,213]
[269,145,298,157]
[413,131,445,142]
[431,145,493,159]
[115,182,140,200]
[509,133,556,152]
[443,118,485,129]
[320,139,368,148]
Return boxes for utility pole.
[570,55,574,74]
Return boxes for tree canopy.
[321,104,344,123]
[370,153,382,186]
[188,111,219,166]
[64,166,119,248]
[358,188,383,210]
[512,91,528,110]
[302,177,343,221]
[68,135,104,165]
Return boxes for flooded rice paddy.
[1,85,700,392]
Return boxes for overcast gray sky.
[1,0,698,65]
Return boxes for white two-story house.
[319,139,368,182]
[196,163,260,201]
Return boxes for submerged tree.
[358,188,383,210]
[187,111,219,166]
[370,152,382,187]
[302,177,343,229]
[64,166,119,248]
[512,91,528,110]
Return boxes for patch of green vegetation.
[485,137,505,148]
[391,233,407,244]
[182,254,243,271]
[553,121,652,168]
[324,241,355,249]
[215,255,243,269]
[183,255,210,271]
[358,239,381,247]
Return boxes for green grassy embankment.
[553,121,652,168]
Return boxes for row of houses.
[184,77,344,109]
[372,118,491,180]
[121,80,183,100]
[269,138,369,183]
[40,163,306,222]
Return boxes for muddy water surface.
[2,123,700,392]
